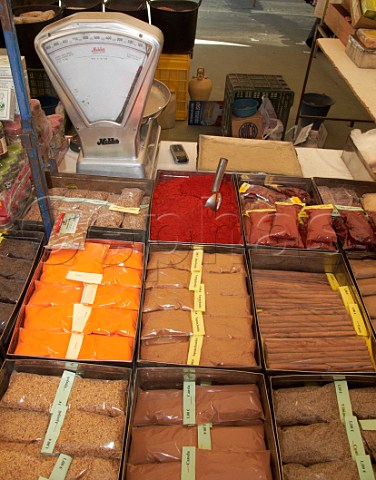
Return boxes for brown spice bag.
[141,310,253,343]
[128,424,266,464]
[140,336,257,367]
[283,459,359,480]
[279,421,351,466]
[133,384,264,426]
[127,450,272,480]
[273,383,339,425]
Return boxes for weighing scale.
[34,12,170,178]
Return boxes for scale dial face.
[43,31,149,123]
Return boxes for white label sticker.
[183,381,196,426]
[181,446,196,480]
[59,213,80,235]
[49,454,73,480]
[66,271,103,285]
[41,405,68,454]
[65,333,84,360]
[335,380,353,423]
[80,284,98,305]
[345,415,366,459]
[50,370,76,413]
[72,304,92,333]
[109,205,140,214]
[356,455,375,480]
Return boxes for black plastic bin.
[222,73,295,140]
[12,5,63,68]
[147,0,201,54]
[105,0,148,22]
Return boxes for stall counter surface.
[59,140,354,180]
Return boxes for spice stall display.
[139,246,258,368]
[271,375,376,480]
[8,240,144,363]
[0,359,130,480]
[315,178,376,251]
[126,367,280,480]
[149,171,242,245]
[238,174,337,250]
[249,250,376,373]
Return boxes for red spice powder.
[150,174,242,244]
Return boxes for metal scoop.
[205,158,228,211]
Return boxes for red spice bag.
[270,204,302,246]
[340,209,376,245]
[306,207,337,249]
[247,210,275,246]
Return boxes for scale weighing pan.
[34,12,170,178]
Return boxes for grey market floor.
[160,0,376,149]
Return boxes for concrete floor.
[161,0,376,149]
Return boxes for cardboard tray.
[0,230,44,358]
[248,248,376,374]
[269,373,376,476]
[0,358,132,480]
[149,170,244,247]
[137,242,261,371]
[7,239,146,368]
[236,173,338,251]
[18,172,153,243]
[123,366,282,480]
[197,135,302,177]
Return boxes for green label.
[359,420,376,431]
[50,454,72,480]
[183,369,196,383]
[356,455,375,480]
[334,380,353,422]
[51,370,76,413]
[41,405,68,454]
[181,446,196,480]
[345,415,366,459]
[183,381,196,426]
[197,423,212,450]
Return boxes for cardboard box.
[350,0,376,27]
[188,101,223,126]
[231,111,263,139]
[324,3,356,45]
[197,135,302,177]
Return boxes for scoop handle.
[212,158,228,193]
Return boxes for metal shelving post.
[0,0,53,237]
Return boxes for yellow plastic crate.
[154,54,190,121]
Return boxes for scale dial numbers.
[43,32,149,123]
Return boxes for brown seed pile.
[0,371,128,479]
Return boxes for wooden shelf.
[317,38,376,122]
